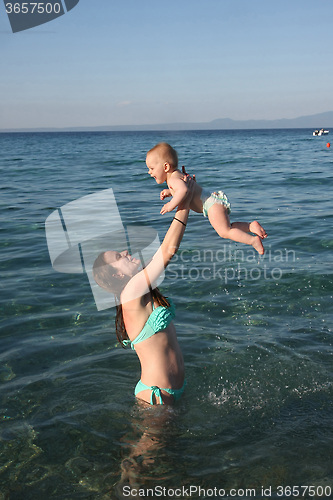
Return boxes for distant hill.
[206,111,333,130]
[1,111,333,133]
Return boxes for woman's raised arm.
[121,177,194,302]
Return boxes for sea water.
[0,129,332,499]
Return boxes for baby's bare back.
[170,170,203,213]
[190,183,204,213]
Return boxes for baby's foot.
[249,221,267,239]
[252,235,265,255]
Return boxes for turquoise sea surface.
[0,129,332,499]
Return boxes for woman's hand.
[178,166,196,209]
[178,175,195,209]
[181,165,196,182]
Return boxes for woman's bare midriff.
[134,323,185,391]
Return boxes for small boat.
[313,129,329,136]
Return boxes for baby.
[146,142,267,255]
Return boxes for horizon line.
[1,111,332,133]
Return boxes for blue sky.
[1,0,333,129]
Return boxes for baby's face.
[146,152,167,184]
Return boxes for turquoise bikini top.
[122,298,175,350]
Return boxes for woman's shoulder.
[121,289,146,313]
[120,269,150,305]
[121,293,152,339]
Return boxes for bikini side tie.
[150,386,163,405]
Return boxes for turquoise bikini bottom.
[134,379,186,405]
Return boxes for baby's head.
[146,143,178,184]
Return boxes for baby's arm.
[160,189,172,200]
[160,177,188,214]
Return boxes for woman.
[93,177,194,405]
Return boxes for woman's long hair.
[93,252,170,347]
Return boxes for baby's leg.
[232,221,267,240]
[207,204,266,255]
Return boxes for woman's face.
[104,250,140,277]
